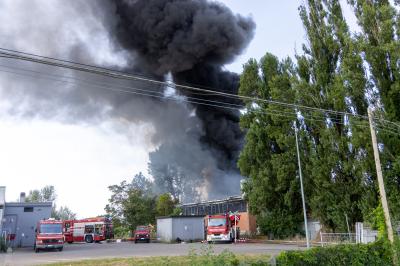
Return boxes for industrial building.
[0,187,52,248]
[180,196,257,236]
[156,216,205,242]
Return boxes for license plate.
[140,238,145,240]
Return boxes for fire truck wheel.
[35,248,39,253]
[67,241,73,244]
[147,239,150,243]
[58,247,63,251]
[85,235,93,243]
[134,240,138,244]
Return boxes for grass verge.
[45,250,271,266]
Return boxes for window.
[24,207,34,212]
[208,218,226,227]
[40,223,62,234]
[64,222,71,232]
[85,225,94,234]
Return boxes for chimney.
[20,192,26,203]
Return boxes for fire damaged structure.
[180,196,256,236]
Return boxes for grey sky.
[0,0,322,217]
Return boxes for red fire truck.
[206,213,240,243]
[34,218,64,252]
[63,217,113,243]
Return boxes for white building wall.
[172,217,204,242]
[157,217,173,242]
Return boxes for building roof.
[5,202,52,207]
[156,215,205,219]
[180,195,244,207]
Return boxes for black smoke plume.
[108,0,255,198]
[0,0,255,202]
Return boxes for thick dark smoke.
[112,0,254,74]
[109,0,255,181]
[0,0,255,202]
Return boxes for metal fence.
[320,233,357,246]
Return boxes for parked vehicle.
[133,225,151,243]
[34,218,64,252]
[63,217,113,243]
[206,213,240,243]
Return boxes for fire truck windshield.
[40,223,62,234]
[208,218,226,227]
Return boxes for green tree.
[105,172,157,233]
[123,189,156,229]
[53,206,77,220]
[238,0,392,234]
[25,185,77,220]
[294,0,374,231]
[348,0,400,222]
[239,54,304,238]
[26,185,56,202]
[156,193,178,217]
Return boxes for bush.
[186,245,271,266]
[113,226,131,239]
[257,210,302,239]
[276,241,392,266]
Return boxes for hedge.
[276,240,393,266]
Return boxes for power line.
[0,47,399,134]
[0,47,389,123]
[0,63,361,125]
[0,64,243,109]
[0,64,377,133]
[0,52,372,129]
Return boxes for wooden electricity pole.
[367,108,395,245]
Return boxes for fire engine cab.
[34,218,64,252]
[63,217,113,243]
[206,213,240,243]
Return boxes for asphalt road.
[0,242,304,266]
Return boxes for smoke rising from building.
[0,0,255,202]
[108,0,255,200]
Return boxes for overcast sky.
[0,0,355,218]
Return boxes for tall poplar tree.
[295,0,375,231]
[239,54,304,237]
[348,0,400,220]
[238,0,389,235]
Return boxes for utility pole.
[367,108,395,244]
[294,120,310,248]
